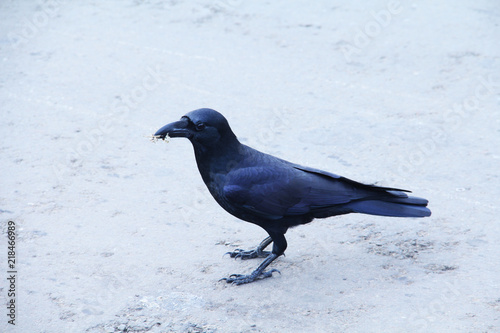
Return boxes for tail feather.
[347,196,431,217]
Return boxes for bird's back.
[199,144,430,232]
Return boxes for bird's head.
[154,108,238,152]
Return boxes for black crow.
[154,108,431,285]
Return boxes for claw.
[222,249,281,285]
[220,269,280,285]
[225,249,244,258]
[224,248,271,260]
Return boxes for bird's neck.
[192,139,244,185]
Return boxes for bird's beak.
[153,118,191,139]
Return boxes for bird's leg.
[221,253,280,285]
[226,236,272,260]
[221,232,287,285]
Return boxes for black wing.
[222,161,382,220]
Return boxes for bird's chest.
[202,170,245,220]
[196,156,234,202]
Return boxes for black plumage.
[154,108,431,285]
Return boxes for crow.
[154,108,431,285]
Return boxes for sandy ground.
[1,1,499,332]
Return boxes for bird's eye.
[195,122,206,131]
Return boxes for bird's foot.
[225,248,271,260]
[220,269,280,285]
